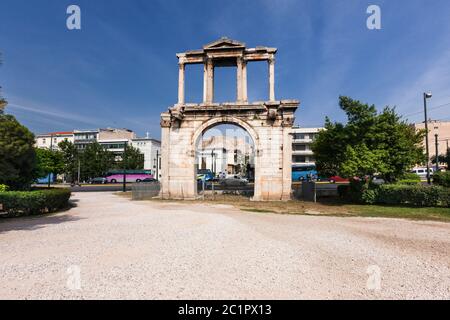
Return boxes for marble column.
[204,59,214,103]
[178,63,185,104]
[268,58,275,101]
[237,57,243,102]
[242,60,248,102]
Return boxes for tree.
[58,140,80,182]
[431,149,450,169]
[34,148,65,180]
[120,145,144,170]
[0,114,36,189]
[311,96,425,182]
[80,142,115,181]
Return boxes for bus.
[105,170,153,183]
[292,165,318,181]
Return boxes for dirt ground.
[0,192,449,299]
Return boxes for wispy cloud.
[7,102,102,127]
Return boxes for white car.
[220,175,249,187]
[411,167,434,179]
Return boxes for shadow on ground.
[0,200,82,234]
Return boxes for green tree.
[431,149,450,169]
[0,114,36,189]
[80,142,115,181]
[120,145,144,170]
[58,140,80,182]
[311,96,425,182]
[34,148,65,180]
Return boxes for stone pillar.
[178,63,185,104]
[160,114,172,199]
[204,59,214,103]
[237,57,243,102]
[242,60,248,102]
[281,126,293,200]
[203,62,208,103]
[268,57,275,101]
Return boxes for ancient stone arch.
[160,38,299,201]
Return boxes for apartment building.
[291,127,323,166]
[35,131,74,150]
[196,135,255,175]
[413,120,450,154]
[131,137,161,177]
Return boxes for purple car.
[106,174,153,183]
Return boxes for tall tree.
[311,96,425,182]
[120,145,144,170]
[34,148,65,180]
[0,114,36,189]
[58,140,80,182]
[80,142,115,180]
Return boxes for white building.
[196,135,255,176]
[35,131,74,150]
[292,127,323,166]
[131,137,161,178]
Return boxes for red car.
[328,176,349,183]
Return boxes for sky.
[1,0,450,139]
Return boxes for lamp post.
[423,92,432,184]
[48,134,54,188]
[122,142,127,192]
[435,133,439,172]
[155,149,159,181]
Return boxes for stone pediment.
[203,37,245,50]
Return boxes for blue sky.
[1,0,450,138]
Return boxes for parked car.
[328,176,349,183]
[197,169,215,182]
[142,178,157,183]
[411,167,434,179]
[88,177,107,184]
[220,175,249,187]
[372,176,386,185]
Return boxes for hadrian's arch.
[160,38,299,201]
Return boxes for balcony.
[292,150,314,156]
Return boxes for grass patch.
[121,193,450,222]
[346,204,450,222]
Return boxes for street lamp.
[423,92,432,184]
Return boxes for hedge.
[375,184,449,207]
[433,171,450,188]
[338,183,450,207]
[0,188,71,217]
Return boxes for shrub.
[397,173,421,185]
[376,184,449,207]
[433,171,450,188]
[0,184,8,192]
[0,188,71,217]
[338,180,377,204]
[338,182,449,207]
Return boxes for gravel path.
[1,192,449,299]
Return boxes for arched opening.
[195,122,256,198]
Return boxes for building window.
[292,155,306,163]
[293,144,307,151]
[42,138,46,144]
[293,133,305,140]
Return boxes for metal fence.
[132,182,161,200]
